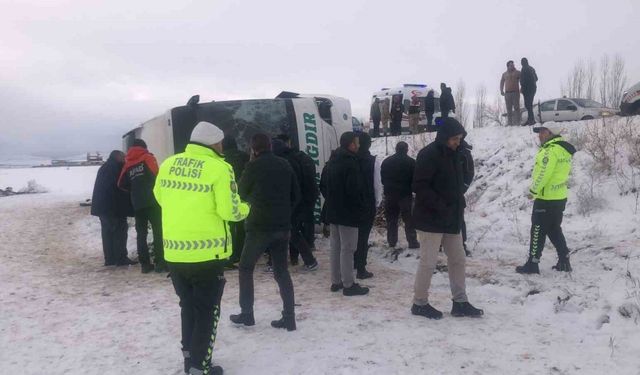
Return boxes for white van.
[123,92,353,222]
[621,81,640,116]
[370,84,441,133]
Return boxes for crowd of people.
[91,64,574,373]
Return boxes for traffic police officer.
[154,121,249,375]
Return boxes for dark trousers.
[99,216,129,265]
[529,199,570,261]
[441,110,449,118]
[523,89,536,123]
[385,195,417,247]
[372,118,381,137]
[301,218,315,249]
[426,112,434,126]
[239,231,295,316]
[229,220,246,263]
[289,220,317,266]
[170,262,226,372]
[134,205,164,265]
[390,120,402,136]
[354,218,374,271]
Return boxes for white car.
[524,98,616,123]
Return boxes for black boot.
[343,283,369,296]
[356,268,374,279]
[141,263,154,274]
[330,283,343,292]
[271,314,296,331]
[116,257,138,266]
[451,301,484,317]
[515,260,539,274]
[229,312,255,326]
[408,241,420,249]
[411,303,443,320]
[154,262,168,273]
[552,257,572,272]
[188,364,223,375]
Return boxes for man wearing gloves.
[154,121,249,375]
[516,122,576,274]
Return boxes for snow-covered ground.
[1,118,639,374]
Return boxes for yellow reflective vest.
[530,136,576,201]
[153,144,250,263]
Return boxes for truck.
[122,92,353,222]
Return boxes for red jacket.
[118,147,160,210]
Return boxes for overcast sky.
[1,0,638,158]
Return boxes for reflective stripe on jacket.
[530,137,575,201]
[153,143,250,263]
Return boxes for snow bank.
[0,165,99,198]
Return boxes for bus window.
[171,99,298,154]
[315,98,333,125]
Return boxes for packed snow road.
[2,117,640,375]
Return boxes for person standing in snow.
[153,121,249,375]
[230,133,300,331]
[425,90,436,128]
[320,132,370,296]
[91,150,136,266]
[439,83,456,118]
[272,136,319,271]
[520,57,539,126]
[118,139,166,274]
[411,117,483,319]
[500,60,521,126]
[381,141,419,250]
[390,97,404,136]
[380,97,391,136]
[516,122,575,274]
[222,136,250,267]
[370,97,382,137]
[354,132,382,279]
[408,96,421,135]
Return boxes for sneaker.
[451,301,484,318]
[515,260,540,274]
[552,257,572,272]
[270,315,296,331]
[303,261,318,271]
[229,312,255,326]
[141,263,154,274]
[330,283,343,292]
[356,268,374,279]
[411,303,443,320]
[343,283,369,296]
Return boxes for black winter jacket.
[320,148,367,227]
[370,101,382,120]
[440,87,456,114]
[273,140,319,220]
[412,119,466,234]
[390,103,404,123]
[91,156,134,218]
[520,65,538,93]
[381,152,415,199]
[239,151,300,232]
[425,92,436,114]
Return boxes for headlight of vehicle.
[600,111,613,117]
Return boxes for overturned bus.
[122,92,353,222]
